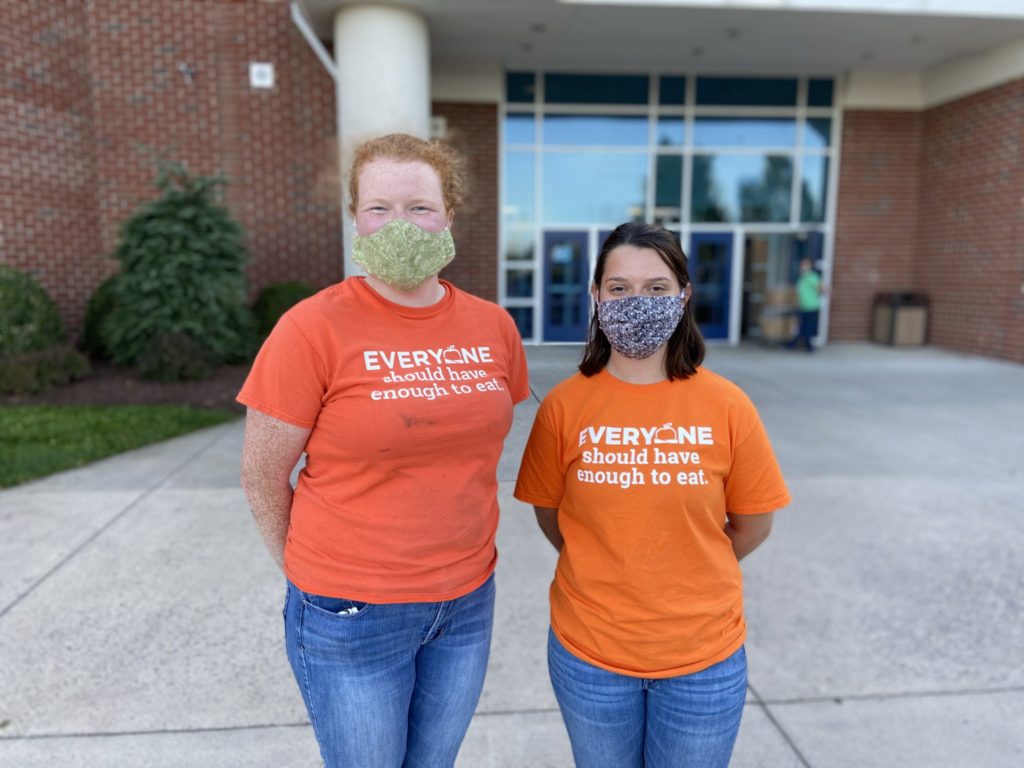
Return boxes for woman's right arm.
[534,506,564,552]
[240,407,312,572]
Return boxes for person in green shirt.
[787,258,823,351]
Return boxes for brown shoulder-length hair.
[347,133,467,215]
[579,222,705,380]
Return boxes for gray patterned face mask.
[352,218,455,291]
[597,294,685,359]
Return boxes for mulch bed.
[1,362,250,414]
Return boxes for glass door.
[543,231,590,341]
[689,232,732,340]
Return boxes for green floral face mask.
[352,218,455,291]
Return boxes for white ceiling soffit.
[299,1,1024,75]
[558,1,1024,21]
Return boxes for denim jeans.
[548,628,747,768]
[284,574,495,768]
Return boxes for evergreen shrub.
[253,281,315,337]
[0,265,66,356]
[100,164,257,376]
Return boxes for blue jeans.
[548,629,747,768]
[790,309,819,350]
[284,574,495,768]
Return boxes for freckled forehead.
[357,159,444,201]
[603,245,676,282]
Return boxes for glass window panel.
[543,114,648,146]
[506,268,534,298]
[505,230,534,261]
[655,155,682,224]
[801,156,829,223]
[659,76,686,105]
[691,154,792,223]
[543,152,647,224]
[503,151,534,224]
[506,72,535,103]
[808,78,834,107]
[505,306,534,338]
[505,113,535,144]
[693,118,796,147]
[544,73,649,105]
[805,117,832,149]
[696,77,798,107]
[656,117,684,147]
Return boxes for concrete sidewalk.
[1,342,1022,767]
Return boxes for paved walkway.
[1,342,1022,767]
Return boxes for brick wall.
[435,102,499,302]
[917,80,1024,363]
[833,84,1024,364]
[831,111,923,340]
[1,0,341,338]
[0,0,103,333]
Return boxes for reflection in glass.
[506,268,533,298]
[656,118,684,146]
[741,233,797,340]
[801,156,828,223]
[691,155,792,223]
[692,239,729,330]
[503,152,534,224]
[545,73,649,105]
[655,155,682,225]
[660,76,686,105]
[543,152,647,224]
[506,306,534,339]
[808,78,834,107]
[505,230,534,261]
[507,72,535,103]
[505,113,535,144]
[696,77,798,107]
[805,118,831,149]
[693,118,795,147]
[543,114,649,146]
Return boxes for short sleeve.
[724,410,790,515]
[514,397,567,508]
[236,313,328,427]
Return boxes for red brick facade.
[2,0,341,338]
[831,111,923,341]
[1,0,103,326]
[834,80,1024,363]
[917,80,1024,363]
[4,1,1021,361]
[436,102,500,303]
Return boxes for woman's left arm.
[724,512,774,561]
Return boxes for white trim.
[497,70,841,344]
[432,62,503,102]
[289,2,337,80]
[923,35,1024,106]
[557,1,1024,19]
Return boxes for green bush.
[253,281,315,336]
[100,164,257,373]
[82,274,119,359]
[0,265,66,357]
[137,332,215,382]
[0,346,90,395]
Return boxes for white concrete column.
[334,4,431,277]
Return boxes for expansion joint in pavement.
[747,683,814,768]
[0,424,235,624]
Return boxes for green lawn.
[0,405,239,488]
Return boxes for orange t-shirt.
[514,367,789,678]
[238,278,530,603]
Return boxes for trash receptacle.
[872,292,928,346]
